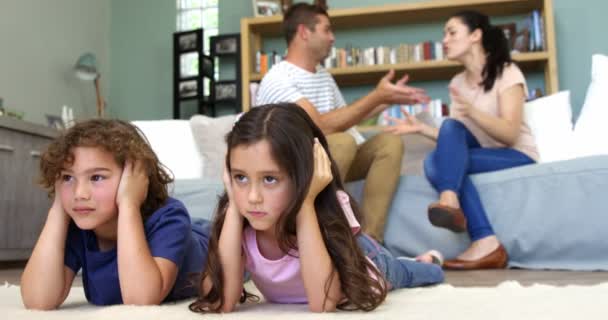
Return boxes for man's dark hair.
[282,3,329,45]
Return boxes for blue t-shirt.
[64,197,210,305]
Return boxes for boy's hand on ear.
[116,159,149,210]
[49,180,71,222]
[305,138,333,204]
[51,181,64,213]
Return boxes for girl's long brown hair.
[189,103,387,313]
[39,119,173,218]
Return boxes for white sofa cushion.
[190,114,237,180]
[523,90,575,162]
[572,54,608,157]
[132,120,203,179]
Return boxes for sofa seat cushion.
[346,155,608,271]
[173,156,608,271]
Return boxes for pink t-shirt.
[449,63,539,161]
[241,190,377,304]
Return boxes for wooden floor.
[2,261,608,288]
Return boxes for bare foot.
[438,190,460,209]
[415,250,444,266]
[456,236,500,261]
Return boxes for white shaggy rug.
[3,281,607,319]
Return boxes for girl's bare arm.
[297,140,342,312]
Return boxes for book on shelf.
[532,10,545,51]
[249,82,259,107]
[497,23,517,51]
[321,41,445,69]
[255,51,285,75]
[376,99,445,127]
[511,10,545,54]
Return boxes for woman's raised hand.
[449,86,474,117]
[383,107,425,135]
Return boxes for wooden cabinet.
[0,117,58,261]
[239,0,558,111]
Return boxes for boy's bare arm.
[116,160,178,305]
[21,193,76,310]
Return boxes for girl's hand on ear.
[305,138,333,204]
[116,159,149,210]
[222,165,241,219]
[222,165,233,200]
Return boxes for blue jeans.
[356,234,444,289]
[423,119,535,241]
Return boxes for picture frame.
[215,82,238,100]
[252,0,282,17]
[201,54,214,78]
[496,23,517,50]
[179,52,199,78]
[214,37,238,55]
[177,31,198,52]
[45,114,65,130]
[178,80,198,98]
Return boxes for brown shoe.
[443,244,509,270]
[428,203,467,233]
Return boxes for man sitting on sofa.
[255,3,429,241]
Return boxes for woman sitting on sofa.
[385,10,538,270]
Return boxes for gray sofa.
[172,155,608,271]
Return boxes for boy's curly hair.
[39,119,173,218]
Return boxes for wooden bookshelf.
[240,0,558,111]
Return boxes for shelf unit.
[210,33,242,116]
[173,28,215,119]
[240,0,558,111]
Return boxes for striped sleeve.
[256,69,303,106]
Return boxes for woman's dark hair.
[39,119,173,219]
[452,10,512,91]
[189,103,387,313]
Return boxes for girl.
[190,103,443,313]
[385,11,538,269]
[21,119,211,309]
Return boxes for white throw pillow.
[523,91,576,162]
[132,120,203,179]
[190,114,237,180]
[572,54,608,157]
